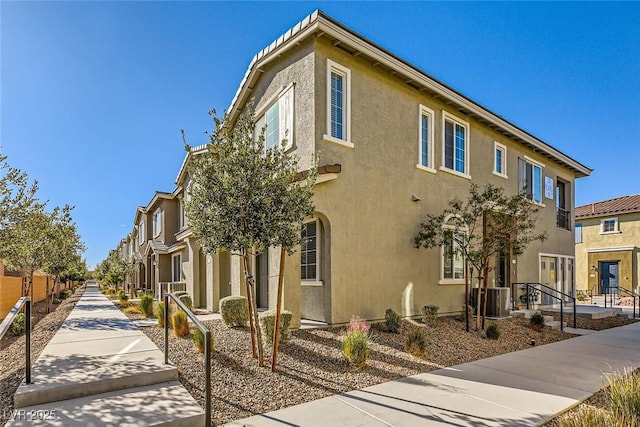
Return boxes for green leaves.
[185,104,316,256]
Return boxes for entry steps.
[6,283,204,426]
[510,310,566,330]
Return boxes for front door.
[198,249,207,309]
[256,250,269,309]
[540,256,557,305]
[600,261,619,294]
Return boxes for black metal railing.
[164,293,211,427]
[158,282,187,300]
[0,297,32,384]
[603,286,640,318]
[556,207,571,230]
[512,282,576,330]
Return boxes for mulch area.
[541,311,638,331]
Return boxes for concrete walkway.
[227,322,640,427]
[7,282,204,426]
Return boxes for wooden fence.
[0,275,80,320]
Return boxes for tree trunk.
[271,246,286,372]
[241,249,257,358]
[464,258,469,332]
[481,263,489,330]
[243,249,264,366]
[475,275,481,331]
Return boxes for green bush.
[178,294,193,312]
[576,293,586,302]
[172,310,190,338]
[422,305,439,326]
[486,323,501,340]
[192,328,215,353]
[607,369,640,421]
[157,302,172,328]
[10,313,27,336]
[219,296,249,327]
[118,290,128,302]
[404,328,428,356]
[52,298,61,305]
[173,291,188,298]
[259,309,293,345]
[139,294,154,318]
[530,313,545,331]
[384,308,402,334]
[342,331,369,369]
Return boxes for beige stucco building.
[575,195,640,296]
[113,10,591,327]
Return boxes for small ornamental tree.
[185,105,316,367]
[96,250,135,291]
[414,184,547,331]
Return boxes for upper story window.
[416,105,435,173]
[254,84,294,151]
[323,59,352,148]
[600,217,620,234]
[493,142,507,178]
[575,223,582,243]
[152,208,162,238]
[441,112,470,178]
[301,219,319,282]
[518,157,544,204]
[138,221,145,245]
[178,200,185,230]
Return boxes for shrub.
[607,368,640,421]
[404,328,428,356]
[530,313,545,331]
[178,294,193,312]
[219,296,249,327]
[124,306,141,315]
[118,290,128,302]
[555,405,614,427]
[422,305,439,326]
[10,313,26,336]
[259,309,293,345]
[173,291,188,298]
[486,323,501,340]
[157,302,172,328]
[139,294,154,318]
[342,331,369,369]
[347,316,370,334]
[52,298,61,305]
[384,308,402,334]
[192,328,215,353]
[577,293,586,302]
[172,310,190,338]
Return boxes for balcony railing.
[557,207,571,230]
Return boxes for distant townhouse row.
[113,10,591,327]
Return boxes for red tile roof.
[575,194,640,219]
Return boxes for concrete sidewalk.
[227,322,640,426]
[7,281,204,426]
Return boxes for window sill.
[322,134,354,149]
[439,166,471,180]
[415,164,436,174]
[301,280,323,287]
[492,171,508,179]
[438,279,466,285]
[525,199,546,208]
[599,231,622,235]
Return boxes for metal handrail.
[512,282,576,330]
[0,297,32,384]
[603,286,639,319]
[164,293,211,427]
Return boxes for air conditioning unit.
[472,287,511,317]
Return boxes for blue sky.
[2,2,639,268]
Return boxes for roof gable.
[576,194,640,219]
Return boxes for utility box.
[473,287,511,317]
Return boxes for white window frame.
[600,217,620,234]
[254,83,295,151]
[439,215,467,285]
[178,199,185,230]
[416,104,436,174]
[440,112,471,179]
[301,218,322,286]
[171,253,182,282]
[493,142,507,178]
[575,223,583,243]
[152,208,162,238]
[323,59,353,149]
[138,222,145,246]
[518,156,545,205]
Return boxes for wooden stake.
[271,246,286,372]
[242,250,257,358]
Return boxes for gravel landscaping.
[0,285,85,426]
[541,310,638,331]
[133,314,578,426]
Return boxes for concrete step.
[510,309,540,319]
[6,381,204,427]
[543,315,555,324]
[546,320,567,330]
